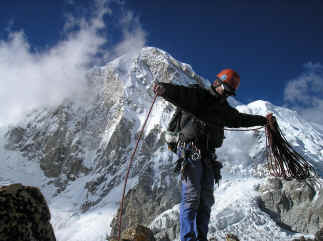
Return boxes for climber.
[153,69,269,241]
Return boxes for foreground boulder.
[0,183,56,241]
[109,225,156,241]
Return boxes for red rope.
[117,94,158,241]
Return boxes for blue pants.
[179,156,215,241]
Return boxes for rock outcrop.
[110,164,181,237]
[0,183,56,241]
[257,177,323,234]
[315,227,323,241]
[109,225,156,241]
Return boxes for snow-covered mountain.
[0,47,322,241]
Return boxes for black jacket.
[160,83,267,128]
[160,83,267,151]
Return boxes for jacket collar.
[208,86,228,103]
[209,85,218,96]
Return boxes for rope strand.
[117,94,158,241]
[224,126,264,131]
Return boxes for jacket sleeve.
[159,82,267,128]
[223,105,267,128]
[159,83,205,117]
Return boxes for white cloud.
[297,98,323,125]
[284,62,323,125]
[0,0,146,127]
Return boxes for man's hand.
[153,82,166,96]
[266,113,273,120]
[266,113,276,129]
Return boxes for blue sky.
[0,0,323,125]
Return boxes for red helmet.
[214,69,240,95]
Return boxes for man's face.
[214,79,228,96]
[214,79,236,97]
[215,82,225,96]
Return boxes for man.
[153,69,268,241]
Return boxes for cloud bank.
[0,0,146,127]
[284,62,323,125]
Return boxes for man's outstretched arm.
[153,82,205,116]
[223,105,268,128]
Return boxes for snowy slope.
[0,47,322,241]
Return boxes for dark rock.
[315,227,323,241]
[0,183,56,241]
[226,233,240,241]
[109,225,156,241]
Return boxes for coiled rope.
[264,114,317,180]
[225,115,317,180]
[224,126,264,131]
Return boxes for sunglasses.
[215,77,235,96]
